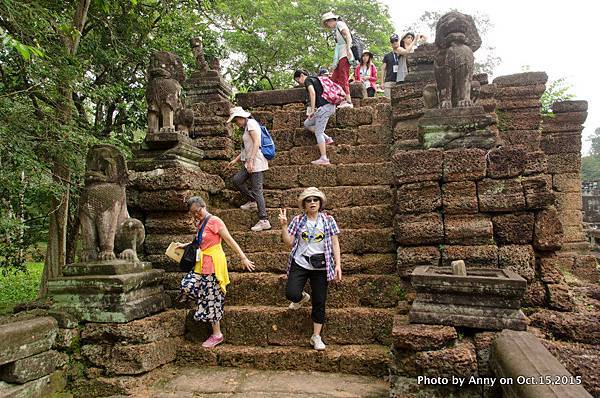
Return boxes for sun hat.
[361,49,374,58]
[226,106,251,123]
[400,32,415,43]
[321,12,338,27]
[298,187,327,209]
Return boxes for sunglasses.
[304,197,320,203]
[390,39,399,43]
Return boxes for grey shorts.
[304,103,336,136]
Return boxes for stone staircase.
[152,100,405,377]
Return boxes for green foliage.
[392,284,406,301]
[581,155,600,181]
[201,0,394,90]
[0,262,43,314]
[541,77,574,114]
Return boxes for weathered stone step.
[264,162,394,189]
[185,306,394,346]
[144,228,395,256]
[145,252,397,274]
[163,272,407,308]
[176,342,391,377]
[269,144,391,167]
[213,205,393,232]
[211,185,393,210]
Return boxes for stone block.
[490,330,592,398]
[474,332,497,377]
[496,98,541,110]
[539,256,567,284]
[393,119,419,141]
[478,178,526,212]
[444,215,494,245]
[558,210,583,227]
[82,337,180,375]
[492,213,534,244]
[396,181,441,214]
[394,213,444,245]
[81,309,186,344]
[547,153,581,174]
[497,109,542,131]
[272,110,304,130]
[443,148,487,182]
[551,100,588,113]
[336,162,394,186]
[263,166,299,189]
[442,181,478,214]
[336,106,373,127]
[530,310,599,345]
[522,176,555,210]
[486,145,526,178]
[0,371,65,398]
[554,192,582,212]
[357,124,392,145]
[297,164,337,187]
[392,320,457,351]
[573,255,600,283]
[533,206,563,251]
[130,167,224,193]
[552,173,581,193]
[493,72,548,86]
[137,189,209,212]
[393,149,443,185]
[523,151,548,175]
[522,280,547,308]
[441,245,498,267]
[0,317,57,366]
[546,283,575,312]
[540,132,582,155]
[542,339,599,397]
[415,341,478,379]
[397,247,440,276]
[0,350,66,384]
[495,83,546,98]
[498,245,535,281]
[499,130,541,151]
[54,328,79,351]
[236,88,306,108]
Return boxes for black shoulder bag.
[179,215,211,272]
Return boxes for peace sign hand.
[278,208,288,227]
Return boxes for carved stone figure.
[210,57,221,73]
[433,11,482,108]
[174,108,194,134]
[79,145,145,262]
[190,37,209,73]
[146,51,185,133]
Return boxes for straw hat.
[226,106,251,123]
[298,187,327,209]
[361,49,374,59]
[321,11,338,27]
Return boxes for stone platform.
[49,261,166,323]
[410,266,527,330]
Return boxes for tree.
[540,77,575,115]
[406,10,501,76]
[197,0,395,90]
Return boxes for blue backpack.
[259,125,276,160]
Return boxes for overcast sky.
[380,0,598,154]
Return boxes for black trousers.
[285,260,328,324]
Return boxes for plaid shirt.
[286,212,340,281]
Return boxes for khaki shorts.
[384,82,396,99]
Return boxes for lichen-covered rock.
[478,178,526,212]
[0,350,66,383]
[0,317,57,366]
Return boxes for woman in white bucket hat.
[278,187,342,351]
[321,11,354,108]
[227,106,271,232]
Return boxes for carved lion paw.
[457,99,472,107]
[440,100,452,109]
[80,250,97,262]
[98,250,116,261]
[119,249,139,262]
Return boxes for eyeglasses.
[390,39,399,43]
[304,197,320,203]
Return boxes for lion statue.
[433,11,482,108]
[79,145,145,263]
[146,51,186,134]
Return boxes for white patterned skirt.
[180,271,225,323]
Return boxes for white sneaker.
[288,291,310,310]
[251,219,272,232]
[240,201,258,211]
[310,334,326,350]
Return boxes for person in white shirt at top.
[227,106,271,232]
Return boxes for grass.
[0,262,44,315]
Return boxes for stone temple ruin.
[0,11,598,398]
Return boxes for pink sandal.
[202,334,224,348]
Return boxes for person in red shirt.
[354,50,378,97]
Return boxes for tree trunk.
[39,0,91,297]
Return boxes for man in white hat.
[321,11,354,108]
[227,106,271,232]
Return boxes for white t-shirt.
[334,21,351,59]
[293,217,326,270]
[240,118,269,172]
